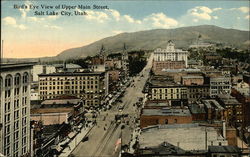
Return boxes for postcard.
[1,0,249,157]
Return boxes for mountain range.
[4,25,250,62]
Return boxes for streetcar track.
[95,124,120,157]
[91,122,118,157]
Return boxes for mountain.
[55,25,249,61]
[4,25,249,63]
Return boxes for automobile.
[81,136,89,142]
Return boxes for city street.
[70,54,153,157]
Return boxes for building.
[201,99,225,122]
[231,88,250,127]
[144,100,170,109]
[156,68,202,82]
[108,70,120,82]
[181,75,204,86]
[54,63,83,73]
[0,63,33,157]
[38,72,105,107]
[208,72,231,98]
[31,98,84,126]
[186,84,210,102]
[105,59,122,69]
[152,60,185,73]
[32,64,56,82]
[216,95,242,127]
[140,107,192,128]
[153,40,188,73]
[188,103,206,121]
[147,75,187,105]
[233,80,250,96]
[137,124,228,156]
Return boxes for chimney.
[222,120,226,139]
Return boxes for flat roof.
[0,62,34,71]
[182,75,203,79]
[142,108,191,116]
[162,69,201,73]
[145,101,169,107]
[31,107,74,114]
[39,71,104,77]
[41,99,81,105]
[139,124,227,151]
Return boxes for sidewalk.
[59,124,94,157]
[128,128,141,154]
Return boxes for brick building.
[38,72,106,107]
[152,60,185,73]
[201,99,225,122]
[140,107,192,128]
[108,70,120,82]
[188,103,206,121]
[231,88,250,127]
[216,95,242,127]
[181,75,204,85]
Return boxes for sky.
[1,0,250,58]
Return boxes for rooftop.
[53,63,82,69]
[41,99,81,105]
[142,108,191,116]
[182,75,204,79]
[217,95,241,105]
[208,146,240,153]
[162,68,201,73]
[202,99,224,110]
[188,103,206,114]
[149,75,180,87]
[38,71,104,77]
[145,101,170,107]
[31,107,74,114]
[139,124,227,151]
[0,62,35,71]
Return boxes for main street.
[71,54,153,157]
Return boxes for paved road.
[71,54,153,157]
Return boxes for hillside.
[4,25,249,62]
[55,25,249,60]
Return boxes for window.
[4,146,10,156]
[4,135,10,146]
[4,125,10,134]
[14,131,19,140]
[23,72,29,84]
[22,117,27,125]
[22,107,27,116]
[5,102,10,112]
[22,127,27,135]
[14,111,19,120]
[174,119,177,123]
[14,141,19,151]
[5,114,10,123]
[22,136,27,145]
[14,121,19,130]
